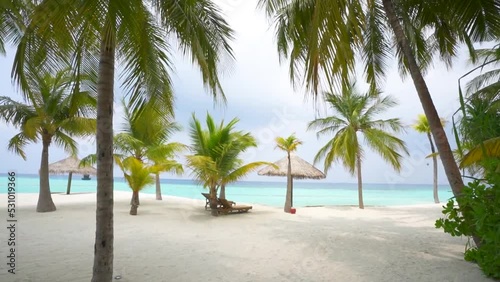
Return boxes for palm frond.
[7,132,31,160]
[53,130,78,156]
[152,0,235,101]
[151,160,184,176]
[80,154,97,167]
[363,128,408,171]
[223,161,275,184]
[117,2,174,116]
[58,117,96,137]
[0,96,36,126]
[460,137,500,168]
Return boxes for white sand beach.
[0,192,491,282]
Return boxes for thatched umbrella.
[48,156,97,194]
[258,154,326,210]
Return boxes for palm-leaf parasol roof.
[48,156,97,175]
[258,154,326,179]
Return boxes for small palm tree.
[275,135,302,213]
[82,100,185,205]
[0,68,96,212]
[412,114,446,203]
[116,157,155,215]
[187,113,271,216]
[308,85,408,209]
[114,100,185,201]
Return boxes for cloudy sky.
[0,1,483,185]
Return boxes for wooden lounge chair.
[201,193,235,210]
[218,198,252,215]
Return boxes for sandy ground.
[0,191,492,282]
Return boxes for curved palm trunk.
[92,36,115,282]
[357,152,364,209]
[130,191,139,215]
[155,173,162,200]
[382,0,480,247]
[284,152,292,213]
[219,184,226,200]
[209,184,219,216]
[427,133,439,203]
[382,0,463,196]
[37,136,56,212]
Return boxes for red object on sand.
[290,208,296,214]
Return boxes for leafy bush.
[436,170,500,279]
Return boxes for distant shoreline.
[0,172,452,187]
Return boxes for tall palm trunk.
[284,152,292,213]
[92,35,115,282]
[37,135,56,212]
[356,152,364,209]
[219,184,227,199]
[381,0,464,197]
[382,0,480,247]
[427,133,439,203]
[130,191,139,215]
[155,173,162,200]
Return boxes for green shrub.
[435,170,500,279]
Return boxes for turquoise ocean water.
[0,173,455,207]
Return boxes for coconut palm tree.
[114,100,185,201]
[115,156,155,215]
[0,68,96,212]
[274,134,302,212]
[14,2,234,279]
[412,114,446,203]
[81,100,185,205]
[187,113,271,216]
[308,85,408,209]
[258,0,499,214]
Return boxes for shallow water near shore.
[0,173,454,207]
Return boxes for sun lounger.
[201,193,235,210]
[218,198,252,215]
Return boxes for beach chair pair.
[201,193,252,214]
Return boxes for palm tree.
[14,2,234,279]
[308,85,408,209]
[114,100,185,202]
[115,156,155,215]
[275,134,302,213]
[81,100,185,205]
[258,0,499,215]
[0,68,96,212]
[412,114,446,203]
[187,113,271,216]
